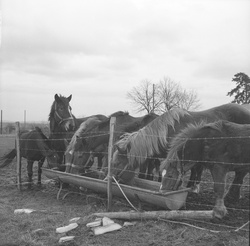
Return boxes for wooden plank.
[107,117,116,211]
[94,210,214,220]
[15,122,21,190]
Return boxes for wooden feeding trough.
[42,168,191,210]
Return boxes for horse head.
[111,141,136,184]
[46,150,62,170]
[64,117,104,174]
[160,158,183,192]
[50,94,76,132]
[64,134,93,174]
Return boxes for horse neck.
[125,112,188,167]
[74,117,85,129]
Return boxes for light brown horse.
[111,103,250,198]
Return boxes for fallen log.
[94,210,214,220]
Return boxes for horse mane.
[164,120,224,169]
[66,117,101,152]
[115,108,190,168]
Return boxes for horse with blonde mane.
[111,103,250,200]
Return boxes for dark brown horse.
[0,127,60,188]
[48,94,107,166]
[160,120,250,218]
[111,103,250,196]
[65,111,159,178]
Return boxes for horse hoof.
[212,208,227,219]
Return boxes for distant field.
[1,121,49,135]
[0,134,15,156]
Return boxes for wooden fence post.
[107,117,116,211]
[15,122,22,190]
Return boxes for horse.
[160,120,250,218]
[64,116,106,175]
[48,94,107,166]
[111,103,250,196]
[0,127,60,188]
[65,111,159,179]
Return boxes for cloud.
[1,0,250,121]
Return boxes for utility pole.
[24,110,26,130]
[152,84,155,113]
[1,110,2,134]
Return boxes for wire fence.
[0,129,249,233]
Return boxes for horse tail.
[0,149,17,168]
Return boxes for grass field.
[0,134,249,246]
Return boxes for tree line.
[127,72,250,114]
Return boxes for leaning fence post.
[15,122,22,190]
[107,117,116,211]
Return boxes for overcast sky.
[0,0,249,122]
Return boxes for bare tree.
[178,89,201,111]
[157,77,200,112]
[127,80,160,113]
[157,77,180,111]
[127,77,201,114]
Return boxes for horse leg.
[210,165,227,219]
[138,160,148,179]
[97,154,103,171]
[83,154,94,171]
[101,154,108,178]
[37,158,45,186]
[146,160,155,180]
[225,170,248,202]
[187,166,203,193]
[153,159,161,182]
[27,160,34,189]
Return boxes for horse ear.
[67,95,72,102]
[54,94,60,102]
[115,144,127,154]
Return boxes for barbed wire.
[0,171,249,216]
[4,128,250,140]
[0,174,249,233]
[1,145,250,182]
[0,165,249,215]
[0,134,249,225]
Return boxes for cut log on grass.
[94,210,214,221]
